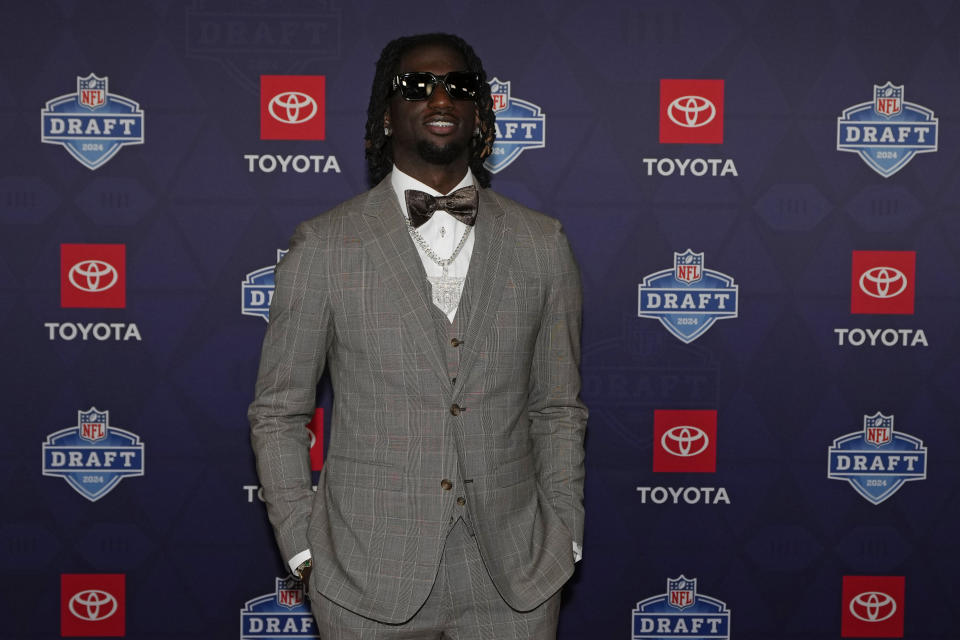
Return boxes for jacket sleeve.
[527,223,588,547]
[248,221,333,565]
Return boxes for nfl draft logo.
[242,250,288,322]
[638,250,738,343]
[241,576,318,639]
[828,413,927,505]
[837,82,937,177]
[41,74,145,170]
[42,408,145,501]
[484,78,545,173]
[185,1,342,92]
[632,575,731,639]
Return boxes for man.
[249,33,586,639]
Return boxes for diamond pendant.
[427,268,464,316]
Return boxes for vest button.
[456,496,466,506]
[450,404,463,416]
[450,338,463,347]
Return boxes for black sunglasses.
[391,71,481,101]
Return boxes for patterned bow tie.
[404,186,478,228]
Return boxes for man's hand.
[299,565,312,595]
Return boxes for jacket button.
[450,338,463,347]
[441,479,453,491]
[456,496,466,506]
[450,404,462,416]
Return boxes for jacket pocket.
[324,454,404,492]
[494,454,536,488]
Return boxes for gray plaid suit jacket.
[249,175,587,624]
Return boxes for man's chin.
[417,140,467,166]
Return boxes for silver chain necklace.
[406,220,472,267]
[406,217,472,316]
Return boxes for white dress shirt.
[390,165,476,321]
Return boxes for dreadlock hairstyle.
[364,33,496,188]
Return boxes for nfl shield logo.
[667,576,697,610]
[79,408,107,442]
[490,79,509,113]
[275,577,303,609]
[674,250,703,284]
[873,82,902,118]
[864,412,894,446]
[77,74,107,110]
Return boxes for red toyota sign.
[851,251,915,315]
[842,575,905,638]
[653,409,717,473]
[260,75,326,140]
[61,573,125,637]
[61,244,126,309]
[659,79,724,144]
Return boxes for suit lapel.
[454,187,512,396]
[358,177,450,390]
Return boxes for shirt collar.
[390,165,475,219]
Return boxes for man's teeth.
[429,121,453,127]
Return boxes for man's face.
[387,43,479,173]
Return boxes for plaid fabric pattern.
[250,176,586,623]
[309,520,561,639]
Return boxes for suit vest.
[429,294,475,537]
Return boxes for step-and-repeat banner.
[3,1,959,638]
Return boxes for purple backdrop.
[3,1,959,638]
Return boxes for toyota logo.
[69,589,118,621]
[849,590,897,622]
[68,260,118,293]
[667,96,716,128]
[661,426,709,457]
[268,91,318,124]
[859,266,907,299]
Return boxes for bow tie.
[404,186,478,228]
